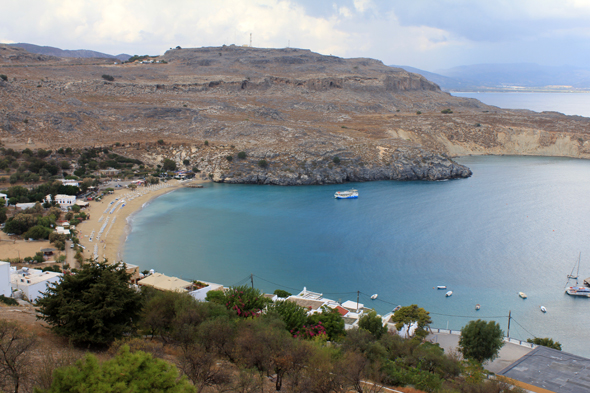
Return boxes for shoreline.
[76,178,210,266]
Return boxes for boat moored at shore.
[334,189,358,199]
[565,286,590,297]
[519,292,527,299]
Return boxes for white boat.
[370,294,378,300]
[519,292,527,299]
[436,285,447,290]
[334,189,358,199]
[475,304,481,310]
[392,305,402,312]
[445,291,453,297]
[540,306,547,313]
[565,286,590,297]
[567,252,582,280]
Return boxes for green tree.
[390,304,432,339]
[266,300,308,334]
[37,261,142,347]
[221,285,268,318]
[23,225,52,240]
[273,289,291,298]
[36,346,194,393]
[162,158,176,171]
[358,310,387,339]
[527,337,562,350]
[237,151,247,159]
[306,306,345,341]
[459,319,505,364]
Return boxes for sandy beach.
[76,179,209,267]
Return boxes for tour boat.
[334,189,358,199]
[371,294,378,300]
[519,292,527,299]
[445,291,453,297]
[565,286,590,297]
[475,304,481,310]
[436,285,447,290]
[540,306,547,313]
[392,305,402,312]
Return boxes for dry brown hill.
[1,44,589,184]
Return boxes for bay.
[451,91,590,117]
[123,155,590,356]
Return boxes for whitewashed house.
[10,267,62,302]
[0,193,8,206]
[45,194,76,209]
[189,281,224,301]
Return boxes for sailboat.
[565,252,590,297]
[567,252,581,281]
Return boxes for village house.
[45,194,76,209]
[10,267,62,302]
[0,262,12,297]
[137,272,193,292]
[0,193,8,206]
[58,179,80,187]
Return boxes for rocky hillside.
[1,44,590,184]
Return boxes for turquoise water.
[124,156,590,356]
[452,92,590,117]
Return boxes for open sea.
[124,155,590,357]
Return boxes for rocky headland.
[1,44,590,184]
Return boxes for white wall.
[0,262,11,297]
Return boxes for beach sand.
[0,237,57,260]
[76,179,209,267]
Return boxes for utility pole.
[250,33,252,48]
[356,290,360,313]
[250,274,254,289]
[507,310,512,339]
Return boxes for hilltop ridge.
[1,45,590,184]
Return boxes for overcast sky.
[2,0,590,71]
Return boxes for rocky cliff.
[1,45,589,185]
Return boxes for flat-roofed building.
[498,345,590,393]
[137,272,192,292]
[0,262,12,297]
[45,194,76,209]
[11,268,62,302]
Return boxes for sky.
[2,0,590,71]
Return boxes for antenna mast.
[250,33,252,47]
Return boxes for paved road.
[427,332,533,373]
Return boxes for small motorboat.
[436,285,447,290]
[540,306,547,313]
[475,304,481,310]
[392,305,402,312]
[371,294,378,300]
[445,291,453,297]
[519,292,527,299]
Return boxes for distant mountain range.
[6,43,131,62]
[393,63,590,91]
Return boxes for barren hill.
[1,44,590,184]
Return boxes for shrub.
[416,111,422,115]
[441,108,453,114]
[0,295,17,306]
[204,140,209,146]
[157,139,164,145]
[332,156,341,164]
[183,159,190,166]
[101,74,114,81]
[226,155,233,162]
[258,160,268,168]
[273,289,291,298]
[0,74,7,81]
[237,151,247,159]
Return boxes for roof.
[335,305,349,316]
[497,345,590,393]
[137,272,192,292]
[11,271,62,286]
[342,300,364,311]
[286,297,326,311]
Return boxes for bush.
[0,295,17,306]
[441,108,453,114]
[0,74,7,81]
[101,74,114,81]
[258,160,268,168]
[162,158,176,171]
[157,139,164,145]
[273,289,291,298]
[226,155,233,162]
[183,159,190,166]
[416,111,422,115]
[332,156,341,164]
[204,140,209,146]
[237,151,247,159]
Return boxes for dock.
[184,184,204,188]
[584,277,590,287]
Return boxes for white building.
[45,194,76,209]
[59,179,79,187]
[10,267,62,302]
[0,193,7,206]
[0,262,12,297]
